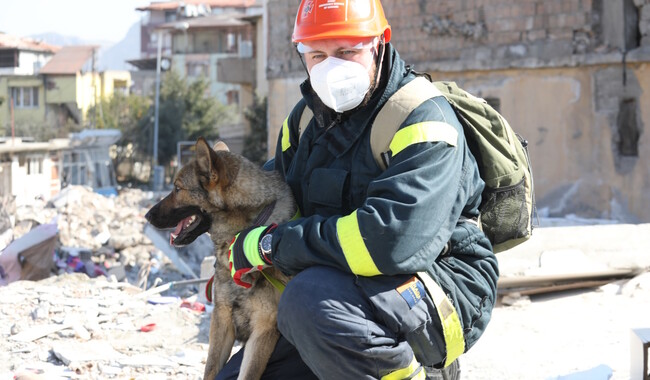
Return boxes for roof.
[157,13,250,31]
[127,57,160,70]
[136,0,259,11]
[0,33,59,53]
[39,46,98,75]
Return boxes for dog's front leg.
[238,325,280,380]
[204,303,236,380]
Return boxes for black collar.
[252,201,277,227]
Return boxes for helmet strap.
[295,45,310,76]
[372,35,386,92]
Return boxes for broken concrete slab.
[51,340,123,366]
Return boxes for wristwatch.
[259,233,273,264]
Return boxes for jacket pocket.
[308,168,349,209]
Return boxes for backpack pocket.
[480,177,532,252]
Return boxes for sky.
[0,0,152,43]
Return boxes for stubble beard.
[359,62,378,108]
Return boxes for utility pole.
[152,29,164,191]
[10,96,15,145]
[92,48,97,128]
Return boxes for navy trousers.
[215,266,460,379]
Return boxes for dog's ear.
[195,137,215,177]
[195,137,238,189]
[213,141,230,152]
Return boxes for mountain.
[29,32,113,49]
[96,22,141,71]
[30,24,140,71]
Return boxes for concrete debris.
[500,293,532,307]
[0,273,210,378]
[2,185,214,295]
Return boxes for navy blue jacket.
[270,44,498,350]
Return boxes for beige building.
[1,38,132,135]
[39,46,131,126]
[132,0,265,153]
[0,33,58,136]
[265,0,650,223]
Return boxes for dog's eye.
[174,185,181,193]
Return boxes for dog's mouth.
[170,209,211,247]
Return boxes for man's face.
[301,37,378,75]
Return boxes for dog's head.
[144,137,240,247]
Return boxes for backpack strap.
[293,76,446,170]
[298,105,313,139]
[371,76,444,170]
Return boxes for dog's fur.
[145,138,296,380]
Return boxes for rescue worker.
[223,0,499,378]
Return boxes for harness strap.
[261,271,286,293]
[416,272,465,367]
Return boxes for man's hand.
[228,225,276,288]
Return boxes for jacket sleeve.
[272,96,483,277]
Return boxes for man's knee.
[277,266,360,337]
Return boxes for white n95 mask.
[309,56,371,113]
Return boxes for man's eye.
[341,50,356,55]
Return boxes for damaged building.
[265,0,650,223]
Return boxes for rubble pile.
[0,273,211,379]
[6,186,214,290]
[0,186,221,378]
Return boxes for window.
[226,90,239,106]
[0,49,18,68]
[623,0,640,50]
[113,79,128,95]
[617,98,640,157]
[164,10,177,22]
[187,61,208,77]
[27,157,43,176]
[226,33,238,53]
[10,87,39,108]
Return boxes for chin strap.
[373,35,386,92]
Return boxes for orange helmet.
[292,0,392,44]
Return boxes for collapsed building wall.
[266,0,650,222]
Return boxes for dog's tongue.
[173,219,186,236]
[170,216,192,244]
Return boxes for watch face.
[260,234,272,253]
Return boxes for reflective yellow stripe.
[290,207,301,221]
[336,210,382,276]
[417,272,465,367]
[382,357,421,380]
[281,117,291,152]
[389,121,458,156]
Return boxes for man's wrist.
[258,224,277,264]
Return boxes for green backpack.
[296,76,536,253]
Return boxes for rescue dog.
[145,137,296,380]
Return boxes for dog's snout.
[144,204,158,223]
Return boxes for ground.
[1,217,649,379]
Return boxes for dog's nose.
[144,208,154,222]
